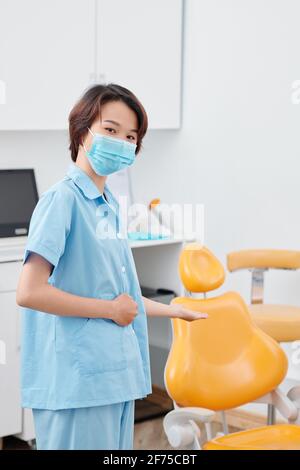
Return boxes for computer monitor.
[0,169,39,238]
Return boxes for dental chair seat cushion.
[249,304,300,342]
[203,424,300,450]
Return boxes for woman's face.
[78,100,139,177]
[87,100,139,148]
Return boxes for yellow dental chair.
[163,244,300,450]
[227,249,300,424]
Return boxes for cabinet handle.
[88,72,107,84]
[15,304,21,351]
[0,79,6,105]
[98,73,106,83]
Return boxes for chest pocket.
[74,293,126,375]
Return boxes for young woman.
[16,84,207,450]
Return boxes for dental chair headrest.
[179,243,225,293]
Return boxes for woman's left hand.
[169,303,208,322]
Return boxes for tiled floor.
[134,416,173,450]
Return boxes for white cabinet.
[0,256,35,442]
[0,0,182,130]
[0,0,95,130]
[0,264,22,438]
[97,0,183,129]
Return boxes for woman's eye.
[127,135,136,141]
[105,128,116,133]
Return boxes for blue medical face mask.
[83,128,137,176]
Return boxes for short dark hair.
[68,83,148,162]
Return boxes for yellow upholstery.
[179,244,225,293]
[227,248,300,343]
[227,249,300,272]
[164,245,300,450]
[249,304,300,342]
[164,292,288,411]
[203,424,300,450]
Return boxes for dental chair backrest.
[164,243,288,411]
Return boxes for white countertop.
[0,235,192,262]
[0,236,27,262]
[129,236,191,248]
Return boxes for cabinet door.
[0,291,21,437]
[0,0,95,130]
[97,0,182,129]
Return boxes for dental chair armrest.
[287,386,300,408]
[163,407,215,449]
[227,250,300,303]
[227,250,300,272]
[254,388,298,421]
[164,407,215,424]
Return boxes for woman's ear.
[81,129,91,153]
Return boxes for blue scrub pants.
[32,400,135,450]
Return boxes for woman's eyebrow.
[103,119,138,133]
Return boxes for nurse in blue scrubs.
[16,83,207,450]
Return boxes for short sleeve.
[23,186,74,268]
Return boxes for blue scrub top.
[21,163,152,410]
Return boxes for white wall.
[0,131,70,194]
[0,0,299,380]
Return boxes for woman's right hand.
[112,293,138,326]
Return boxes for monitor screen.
[0,169,39,237]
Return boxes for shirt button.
[121,265,126,273]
